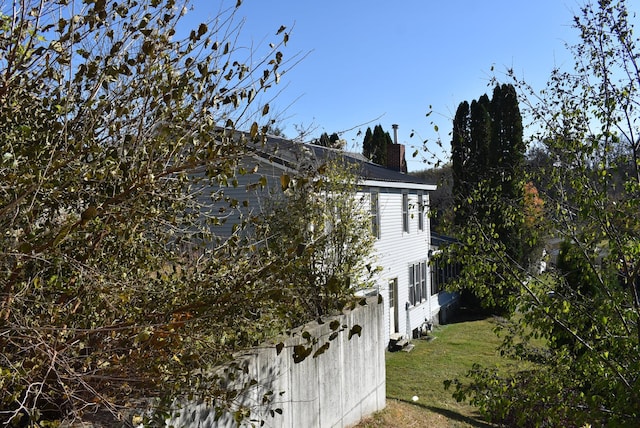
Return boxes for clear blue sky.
[187,0,585,171]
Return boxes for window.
[388,278,396,308]
[370,190,380,239]
[430,251,461,295]
[431,255,443,295]
[402,192,409,233]
[414,264,421,303]
[408,264,416,305]
[418,191,424,231]
[421,261,428,300]
[408,260,428,306]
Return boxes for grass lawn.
[356,310,521,428]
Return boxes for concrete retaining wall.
[168,296,385,428]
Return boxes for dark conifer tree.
[362,127,374,159]
[372,124,392,165]
[316,132,343,149]
[362,124,393,165]
[490,84,524,177]
[490,84,525,263]
[329,132,341,148]
[469,95,492,183]
[452,101,471,226]
[451,83,526,270]
[317,132,331,147]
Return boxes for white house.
[204,130,457,348]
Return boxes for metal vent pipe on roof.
[392,124,399,145]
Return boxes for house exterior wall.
[192,155,290,241]
[200,147,448,348]
[360,183,435,346]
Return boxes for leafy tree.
[412,164,454,231]
[450,84,528,312]
[0,0,339,425]
[254,159,377,325]
[362,124,392,165]
[446,1,640,425]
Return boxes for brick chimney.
[387,124,407,173]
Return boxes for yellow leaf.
[280,174,290,190]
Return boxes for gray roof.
[250,133,435,187]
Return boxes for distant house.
[204,130,457,348]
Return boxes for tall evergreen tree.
[452,101,471,225]
[490,84,525,173]
[451,85,524,227]
[450,83,527,292]
[469,95,492,183]
[372,124,392,165]
[362,124,393,165]
[489,84,525,263]
[362,127,374,159]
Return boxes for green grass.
[358,310,526,428]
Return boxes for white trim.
[361,179,437,191]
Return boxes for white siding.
[360,186,435,345]
[193,156,287,240]
[198,151,443,347]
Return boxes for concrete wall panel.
[167,296,385,428]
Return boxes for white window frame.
[418,191,424,231]
[421,261,428,300]
[408,264,416,305]
[388,278,396,309]
[402,191,409,233]
[408,260,428,306]
[370,190,380,239]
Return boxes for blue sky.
[187,0,585,171]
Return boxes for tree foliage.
[449,84,532,312]
[362,124,392,165]
[0,0,369,425]
[446,1,640,425]
[412,164,454,230]
[254,159,377,325]
[314,131,344,149]
[451,100,471,226]
[451,84,525,249]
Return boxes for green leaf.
[280,174,290,191]
[197,23,208,38]
[348,325,362,340]
[275,342,284,355]
[250,121,259,139]
[292,345,312,363]
[312,342,330,358]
